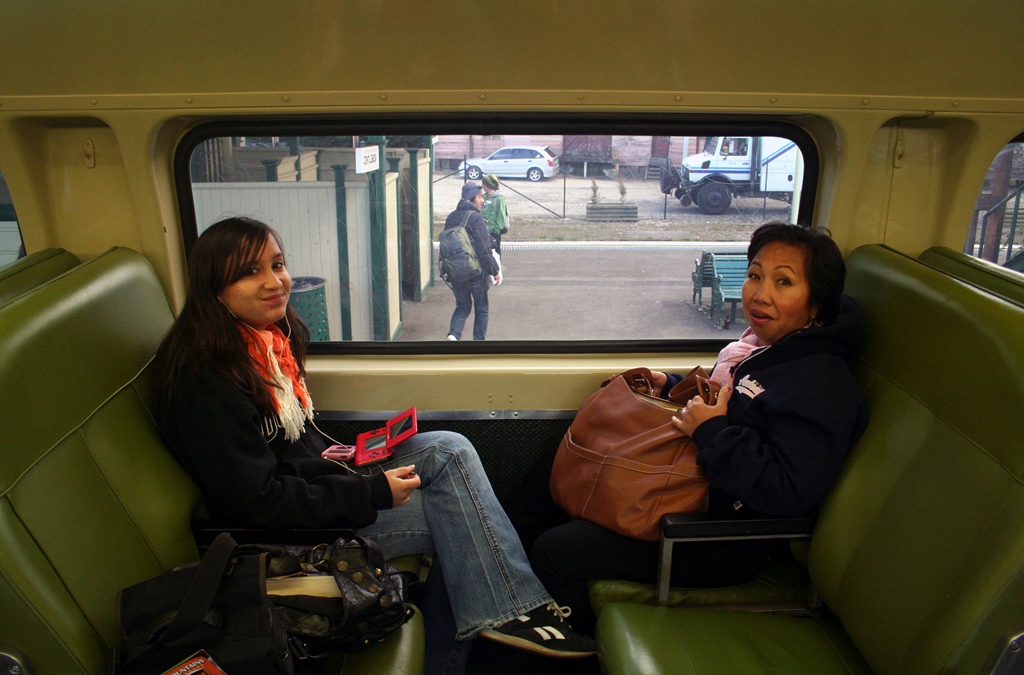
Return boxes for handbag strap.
[604,366,715,404]
[665,366,718,404]
[161,532,238,643]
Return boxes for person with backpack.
[441,181,501,340]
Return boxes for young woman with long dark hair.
[153,217,594,674]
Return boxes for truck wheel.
[660,168,680,194]
[696,182,731,215]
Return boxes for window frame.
[964,132,1024,269]
[0,168,25,267]
[173,114,819,356]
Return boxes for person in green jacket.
[481,174,510,283]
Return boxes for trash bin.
[290,276,329,341]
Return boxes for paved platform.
[399,242,749,342]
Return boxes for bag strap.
[602,366,719,405]
[161,532,238,643]
[666,369,721,405]
[114,533,240,672]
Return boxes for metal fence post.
[331,164,352,341]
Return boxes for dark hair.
[747,221,846,325]
[153,217,310,417]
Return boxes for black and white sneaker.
[479,602,596,658]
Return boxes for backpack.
[439,211,483,283]
[482,193,510,236]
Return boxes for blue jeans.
[448,275,489,340]
[357,431,551,673]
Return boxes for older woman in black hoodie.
[532,222,869,634]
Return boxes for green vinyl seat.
[602,604,871,674]
[588,549,813,617]
[919,244,1024,306]
[598,244,1024,674]
[0,247,79,306]
[0,247,423,675]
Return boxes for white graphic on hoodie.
[735,374,765,399]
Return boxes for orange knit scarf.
[239,324,313,441]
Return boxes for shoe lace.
[545,601,572,622]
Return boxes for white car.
[459,146,560,182]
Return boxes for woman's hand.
[385,465,421,507]
[672,385,732,436]
[649,370,668,397]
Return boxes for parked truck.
[661,136,799,214]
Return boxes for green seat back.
[0,247,80,306]
[0,248,201,675]
[809,244,1024,673]
[918,245,1024,306]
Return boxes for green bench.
[0,248,424,675]
[597,244,1024,674]
[691,251,745,310]
[709,256,747,329]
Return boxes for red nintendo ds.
[354,407,418,466]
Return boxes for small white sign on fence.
[356,146,379,174]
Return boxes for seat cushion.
[597,603,872,675]
[324,605,425,674]
[589,554,811,614]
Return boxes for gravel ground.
[501,211,768,243]
[432,173,792,243]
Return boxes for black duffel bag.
[112,532,416,674]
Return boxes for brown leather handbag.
[549,366,721,541]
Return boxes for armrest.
[656,512,815,606]
[661,512,816,541]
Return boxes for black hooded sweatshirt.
[160,360,393,530]
[664,295,869,517]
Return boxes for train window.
[0,169,25,267]
[964,139,1024,273]
[181,128,813,347]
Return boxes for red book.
[158,651,228,675]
